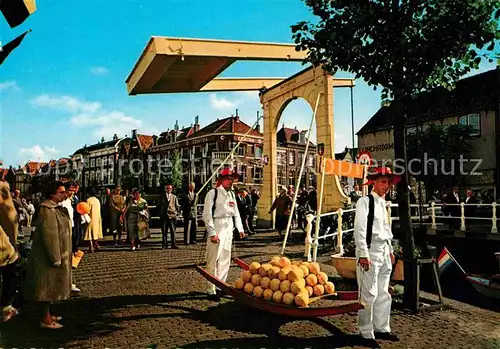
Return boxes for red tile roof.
[277,127,315,146]
[191,116,262,138]
[281,127,299,142]
[137,134,154,151]
[24,162,46,174]
[57,158,70,165]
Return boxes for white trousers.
[206,218,233,295]
[356,242,392,339]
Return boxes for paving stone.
[1,229,498,349]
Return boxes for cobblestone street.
[1,229,499,349]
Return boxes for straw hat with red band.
[217,167,239,180]
[363,166,401,186]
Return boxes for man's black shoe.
[171,245,179,249]
[207,294,220,302]
[360,338,380,348]
[374,332,400,341]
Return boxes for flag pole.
[444,247,467,275]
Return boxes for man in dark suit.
[159,184,180,249]
[236,188,251,235]
[444,185,461,230]
[248,188,260,233]
[464,189,478,229]
[181,182,198,245]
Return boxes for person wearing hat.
[110,186,126,245]
[354,167,400,348]
[202,167,245,302]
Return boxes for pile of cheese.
[234,256,335,307]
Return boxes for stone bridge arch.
[258,65,351,228]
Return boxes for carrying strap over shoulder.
[211,188,238,224]
[212,188,218,219]
[366,194,375,249]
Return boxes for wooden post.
[460,202,466,231]
[491,202,498,233]
[305,213,314,261]
[336,208,344,255]
[430,202,437,232]
[432,260,444,304]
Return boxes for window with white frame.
[96,158,101,167]
[277,151,286,166]
[102,157,107,166]
[102,169,107,183]
[90,158,95,167]
[254,146,262,158]
[308,155,314,167]
[252,167,263,184]
[108,169,114,184]
[459,113,480,136]
[239,165,247,182]
[288,152,295,165]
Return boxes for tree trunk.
[393,99,418,313]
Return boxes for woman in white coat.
[84,189,103,252]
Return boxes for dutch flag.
[437,247,454,274]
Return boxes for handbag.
[138,209,150,221]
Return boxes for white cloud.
[0,81,20,91]
[209,93,237,110]
[31,95,102,114]
[90,66,109,76]
[70,110,143,138]
[334,132,352,152]
[18,145,59,162]
[33,94,153,140]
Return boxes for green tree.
[162,150,183,190]
[117,163,135,190]
[292,0,499,311]
[406,124,474,197]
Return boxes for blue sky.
[0,0,497,167]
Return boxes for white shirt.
[203,186,244,237]
[60,198,74,228]
[354,192,393,259]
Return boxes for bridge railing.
[305,201,499,262]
